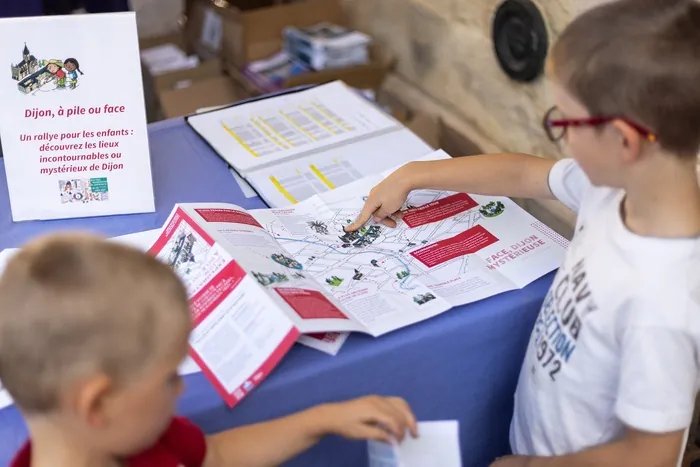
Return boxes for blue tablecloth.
[0,117,554,467]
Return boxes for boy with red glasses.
[347,0,700,465]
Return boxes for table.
[0,116,555,467]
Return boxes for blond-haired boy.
[348,0,700,465]
[0,235,417,467]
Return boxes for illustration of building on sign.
[11,43,39,80]
[10,43,84,95]
[17,67,54,94]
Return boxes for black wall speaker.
[492,0,548,82]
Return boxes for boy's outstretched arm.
[203,396,417,467]
[347,154,557,230]
[492,428,685,467]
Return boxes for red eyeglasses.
[542,106,657,143]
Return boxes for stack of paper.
[140,43,200,76]
[186,81,434,209]
[243,51,311,93]
[283,23,372,70]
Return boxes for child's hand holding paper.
[326,396,418,443]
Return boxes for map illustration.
[250,183,568,325]
[260,189,492,310]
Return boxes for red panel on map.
[275,288,349,320]
[410,225,498,267]
[402,193,479,228]
[195,208,263,228]
[189,261,247,326]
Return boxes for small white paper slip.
[296,332,349,356]
[0,383,13,411]
[229,167,258,199]
[368,421,462,467]
[368,436,403,467]
[178,356,201,376]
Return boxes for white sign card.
[0,12,155,222]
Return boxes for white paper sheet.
[0,384,12,411]
[229,168,258,198]
[296,332,349,356]
[368,421,462,467]
[245,128,432,208]
[186,81,401,174]
[0,248,19,275]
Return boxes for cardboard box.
[138,32,188,52]
[139,32,229,121]
[139,33,187,122]
[153,60,222,92]
[225,43,392,97]
[226,60,388,98]
[183,0,292,61]
[158,75,244,119]
[220,0,345,68]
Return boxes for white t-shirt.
[510,158,700,456]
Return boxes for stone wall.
[342,0,577,158]
[342,0,699,236]
[342,0,582,235]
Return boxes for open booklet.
[0,229,343,412]
[142,149,568,406]
[185,80,434,208]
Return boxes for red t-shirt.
[11,417,207,467]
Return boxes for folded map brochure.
[185,80,434,209]
[141,149,568,407]
[0,230,345,412]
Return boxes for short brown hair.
[0,235,190,414]
[552,0,700,157]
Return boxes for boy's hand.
[322,395,418,443]
[346,166,414,231]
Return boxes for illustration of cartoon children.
[46,60,66,89]
[60,181,73,203]
[64,58,83,89]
